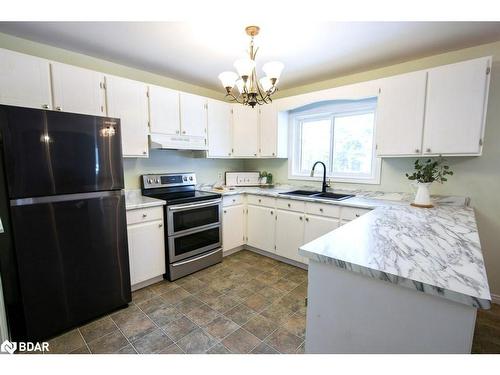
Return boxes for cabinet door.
[149,85,180,135]
[0,49,51,109]
[207,99,232,157]
[51,62,105,116]
[376,71,427,156]
[127,220,166,285]
[105,75,149,157]
[423,57,491,155]
[304,215,339,243]
[246,205,275,252]
[232,105,259,157]
[222,205,245,252]
[259,105,278,157]
[275,209,305,263]
[179,92,207,137]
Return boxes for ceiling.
[1,22,500,91]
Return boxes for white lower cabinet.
[304,215,340,243]
[222,205,245,253]
[126,207,166,286]
[275,209,305,263]
[246,205,275,253]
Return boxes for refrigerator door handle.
[10,190,124,207]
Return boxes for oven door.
[168,224,222,263]
[166,199,221,236]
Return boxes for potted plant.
[405,157,453,208]
[259,171,273,185]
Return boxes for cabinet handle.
[232,199,236,202]
[159,223,163,228]
[415,149,420,153]
[355,214,360,218]
[299,216,303,221]
[319,208,324,212]
[182,130,186,134]
[142,214,147,218]
[305,217,309,222]
[223,210,227,214]
[270,210,273,215]
[254,153,257,156]
[426,148,431,153]
[258,199,261,203]
[176,130,180,134]
[142,151,147,155]
[287,203,291,208]
[272,152,275,156]
[41,104,49,109]
[56,106,62,111]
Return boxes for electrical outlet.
[217,172,223,180]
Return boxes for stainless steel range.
[141,173,222,280]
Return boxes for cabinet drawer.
[223,194,245,207]
[305,202,340,218]
[126,206,164,225]
[340,207,371,221]
[247,194,276,208]
[276,198,305,213]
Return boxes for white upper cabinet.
[376,70,427,156]
[179,92,207,137]
[232,105,259,157]
[0,49,51,110]
[148,85,180,135]
[259,104,288,158]
[51,62,105,116]
[105,75,149,157]
[423,57,491,155]
[207,99,232,157]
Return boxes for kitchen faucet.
[310,161,328,193]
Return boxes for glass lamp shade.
[262,61,284,80]
[218,71,238,89]
[235,79,249,93]
[234,58,256,78]
[259,76,273,92]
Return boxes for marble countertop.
[199,184,489,308]
[125,190,166,210]
[299,204,490,309]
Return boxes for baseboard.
[243,245,308,270]
[222,246,245,257]
[131,275,164,292]
[491,293,500,305]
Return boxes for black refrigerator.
[0,105,131,342]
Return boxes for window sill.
[287,174,381,185]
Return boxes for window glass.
[300,118,331,174]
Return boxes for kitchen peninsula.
[299,203,490,353]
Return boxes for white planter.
[412,182,433,208]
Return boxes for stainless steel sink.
[279,190,321,196]
[280,190,355,201]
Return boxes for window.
[289,99,380,184]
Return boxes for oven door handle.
[171,248,222,267]
[168,199,222,211]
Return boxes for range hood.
[149,133,208,151]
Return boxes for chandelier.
[218,26,284,108]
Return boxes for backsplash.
[123,149,244,189]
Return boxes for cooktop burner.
[140,172,221,205]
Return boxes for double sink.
[280,190,355,201]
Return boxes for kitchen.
[0,11,500,368]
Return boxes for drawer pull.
[232,199,236,202]
[287,203,291,208]
[223,210,227,214]
[270,210,273,215]
[305,217,309,222]
[319,208,324,212]
[258,199,261,203]
[142,214,147,218]
[158,223,163,228]
[355,214,360,217]
[299,216,303,221]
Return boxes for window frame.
[288,99,381,185]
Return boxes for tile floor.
[45,250,307,354]
[32,250,500,354]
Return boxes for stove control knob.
[155,178,160,183]
[183,177,188,181]
[147,178,152,184]
[189,176,193,181]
